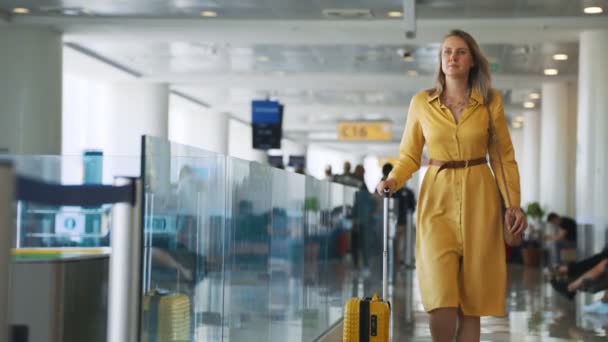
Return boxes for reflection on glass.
[141,136,362,342]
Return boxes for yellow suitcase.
[142,288,191,342]
[343,294,390,342]
[343,190,391,342]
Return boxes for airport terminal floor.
[373,263,608,341]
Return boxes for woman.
[377,30,528,341]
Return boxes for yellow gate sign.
[338,121,392,141]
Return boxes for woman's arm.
[488,91,521,209]
[387,96,425,190]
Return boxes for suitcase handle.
[382,190,390,301]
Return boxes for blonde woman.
[377,30,528,341]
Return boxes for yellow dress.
[388,88,521,317]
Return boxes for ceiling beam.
[64,43,141,79]
[217,103,539,121]
[141,73,575,91]
[12,16,608,45]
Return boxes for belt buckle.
[465,160,469,168]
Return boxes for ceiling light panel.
[553,53,568,60]
[12,7,29,14]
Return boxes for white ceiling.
[3,0,607,155]
[2,0,606,19]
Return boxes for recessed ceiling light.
[365,114,385,120]
[257,56,269,62]
[387,11,403,18]
[512,121,523,129]
[523,101,535,109]
[406,70,418,76]
[201,10,218,17]
[553,54,568,61]
[584,6,603,14]
[529,93,541,100]
[13,7,30,14]
[62,8,81,15]
[544,68,559,76]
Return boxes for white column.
[63,80,169,157]
[566,83,578,216]
[577,30,608,236]
[0,28,62,154]
[510,127,524,175]
[103,83,169,156]
[169,94,229,154]
[521,110,540,206]
[539,82,574,216]
[62,80,168,183]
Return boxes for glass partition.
[141,136,360,342]
[141,136,227,341]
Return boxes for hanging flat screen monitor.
[252,100,283,150]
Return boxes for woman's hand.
[508,208,528,236]
[376,178,397,196]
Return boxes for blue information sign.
[252,100,283,150]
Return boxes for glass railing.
[2,139,378,342]
[141,136,366,341]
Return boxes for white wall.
[306,144,362,180]
[228,118,267,164]
[169,94,228,154]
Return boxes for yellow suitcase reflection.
[343,294,390,342]
[142,288,191,342]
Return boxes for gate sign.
[338,121,392,141]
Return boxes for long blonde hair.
[431,29,493,104]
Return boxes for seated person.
[545,212,577,266]
[551,244,608,300]
[552,244,608,281]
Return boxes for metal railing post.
[107,178,142,342]
[405,211,414,268]
[0,162,15,342]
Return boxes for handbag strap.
[486,102,513,209]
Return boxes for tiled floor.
[191,256,608,341]
[381,264,608,341]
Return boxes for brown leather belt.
[429,157,487,173]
